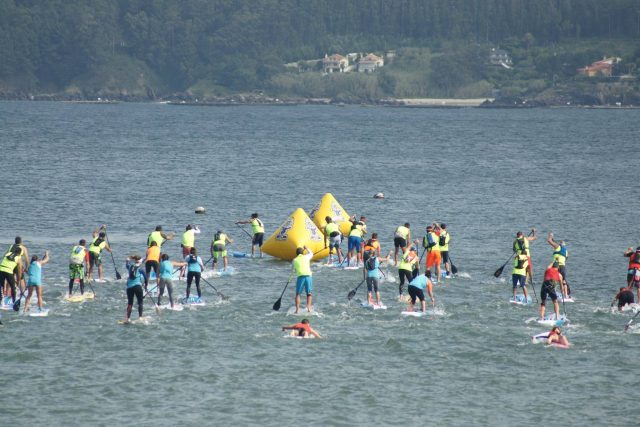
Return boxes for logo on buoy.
[305,217,322,241]
[275,218,293,241]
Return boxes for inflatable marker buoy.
[195,206,206,214]
[308,193,352,236]
[262,208,328,261]
[373,193,384,199]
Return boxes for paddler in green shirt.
[236,213,265,258]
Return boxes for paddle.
[86,279,97,299]
[12,280,26,312]
[143,289,162,315]
[624,310,640,332]
[235,223,253,240]
[273,272,294,311]
[494,230,534,277]
[201,277,228,300]
[347,278,366,301]
[449,255,458,275]
[104,229,122,280]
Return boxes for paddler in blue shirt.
[124,255,144,323]
[407,273,435,313]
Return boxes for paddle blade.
[115,270,122,280]
[218,292,228,301]
[13,299,20,312]
[494,266,504,277]
[451,264,458,275]
[347,289,357,301]
[273,298,282,311]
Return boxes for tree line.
[1,0,639,95]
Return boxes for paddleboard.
[558,295,574,303]
[212,266,236,277]
[283,334,316,339]
[361,302,387,310]
[231,251,250,258]
[510,295,533,305]
[401,310,428,317]
[117,316,152,325]
[286,306,321,316]
[0,296,15,310]
[160,304,184,311]
[27,308,49,317]
[527,315,568,327]
[531,332,550,343]
[64,293,95,303]
[343,266,361,270]
[181,296,205,306]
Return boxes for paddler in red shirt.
[281,318,322,338]
[539,261,563,321]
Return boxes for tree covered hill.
[1,0,639,103]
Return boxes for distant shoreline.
[0,95,638,109]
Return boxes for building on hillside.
[323,54,348,73]
[385,50,397,62]
[358,53,384,73]
[489,48,513,67]
[577,56,622,77]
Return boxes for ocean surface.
[0,101,638,426]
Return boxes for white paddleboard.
[118,316,152,325]
[401,310,427,317]
[181,296,205,306]
[286,306,321,316]
[527,315,568,327]
[27,308,49,317]
[160,304,184,311]
[510,295,533,305]
[361,302,387,310]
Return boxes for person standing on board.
[407,272,435,313]
[157,254,186,308]
[397,245,419,301]
[393,223,411,265]
[547,232,569,297]
[211,230,233,271]
[185,248,205,300]
[236,213,265,258]
[624,247,640,300]
[346,222,364,267]
[539,261,562,321]
[124,255,144,323]
[23,251,50,314]
[292,246,313,314]
[144,241,161,291]
[438,223,452,278]
[87,226,112,282]
[364,250,391,306]
[512,249,530,302]
[180,224,200,257]
[68,239,88,296]
[0,246,23,303]
[323,216,343,265]
[6,236,30,294]
[514,228,537,284]
[424,225,441,282]
[147,225,174,249]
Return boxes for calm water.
[0,102,638,426]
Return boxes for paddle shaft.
[273,272,294,311]
[625,310,640,331]
[201,277,227,299]
[235,224,254,240]
[104,230,122,280]
[143,289,161,315]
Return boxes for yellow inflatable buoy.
[262,208,329,261]
[309,193,352,237]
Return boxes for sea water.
[0,102,638,425]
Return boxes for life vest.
[69,245,86,265]
[398,252,416,271]
[325,222,339,238]
[212,232,227,251]
[148,231,163,247]
[251,218,265,234]
[438,231,450,251]
[146,246,160,263]
[553,245,568,266]
[182,230,195,247]
[0,251,19,274]
[395,226,409,239]
[513,238,528,255]
[292,253,311,276]
[89,237,106,254]
[365,256,377,272]
[512,254,528,275]
[349,226,363,238]
[630,252,640,270]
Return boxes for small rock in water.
[373,192,384,199]
[195,206,206,214]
